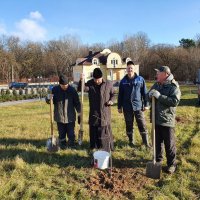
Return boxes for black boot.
[127,133,134,147]
[68,140,76,149]
[59,139,67,150]
[141,134,151,148]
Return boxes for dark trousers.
[89,125,114,152]
[123,110,148,142]
[155,125,176,167]
[57,122,75,145]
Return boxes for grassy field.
[0,84,199,199]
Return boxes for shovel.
[46,94,59,152]
[78,76,84,145]
[146,96,161,179]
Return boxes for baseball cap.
[155,66,171,74]
[127,61,134,66]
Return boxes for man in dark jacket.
[149,66,181,174]
[50,75,81,149]
[78,68,114,152]
[118,61,150,148]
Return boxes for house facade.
[73,49,139,83]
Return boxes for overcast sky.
[0,0,200,45]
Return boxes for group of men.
[47,61,181,174]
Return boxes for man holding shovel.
[148,66,181,174]
[47,74,81,149]
[78,68,114,152]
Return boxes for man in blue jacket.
[118,61,150,148]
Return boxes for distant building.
[72,49,139,83]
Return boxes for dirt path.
[0,98,44,107]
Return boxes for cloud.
[0,23,7,34]
[30,11,44,21]
[12,11,47,41]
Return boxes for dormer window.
[92,58,99,65]
[111,58,118,67]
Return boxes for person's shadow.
[0,138,150,169]
[0,138,91,168]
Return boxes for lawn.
[0,84,199,199]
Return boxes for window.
[88,72,93,78]
[111,58,118,67]
[93,58,98,65]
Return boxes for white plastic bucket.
[93,150,110,169]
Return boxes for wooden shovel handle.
[80,75,84,131]
[50,94,54,137]
[152,96,156,163]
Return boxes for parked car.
[8,82,28,89]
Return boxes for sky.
[0,0,200,46]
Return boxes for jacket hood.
[164,74,174,84]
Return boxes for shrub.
[1,89,6,95]
[6,89,11,95]
[12,89,17,96]
[19,88,23,95]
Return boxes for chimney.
[89,50,93,56]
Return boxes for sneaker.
[167,165,176,174]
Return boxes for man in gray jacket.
[149,66,181,174]
[51,75,81,149]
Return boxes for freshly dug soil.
[85,167,151,199]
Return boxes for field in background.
[0,85,199,199]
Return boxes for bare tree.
[43,35,82,79]
[0,50,16,83]
[107,39,123,55]
[123,32,150,63]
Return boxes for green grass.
[0,85,199,199]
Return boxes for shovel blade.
[46,136,59,152]
[146,161,161,179]
[78,130,84,145]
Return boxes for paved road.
[0,98,45,107]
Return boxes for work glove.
[78,114,81,125]
[106,100,113,106]
[149,89,160,99]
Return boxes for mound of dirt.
[85,167,151,199]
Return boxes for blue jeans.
[57,122,75,145]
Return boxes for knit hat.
[93,68,103,79]
[59,75,68,85]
